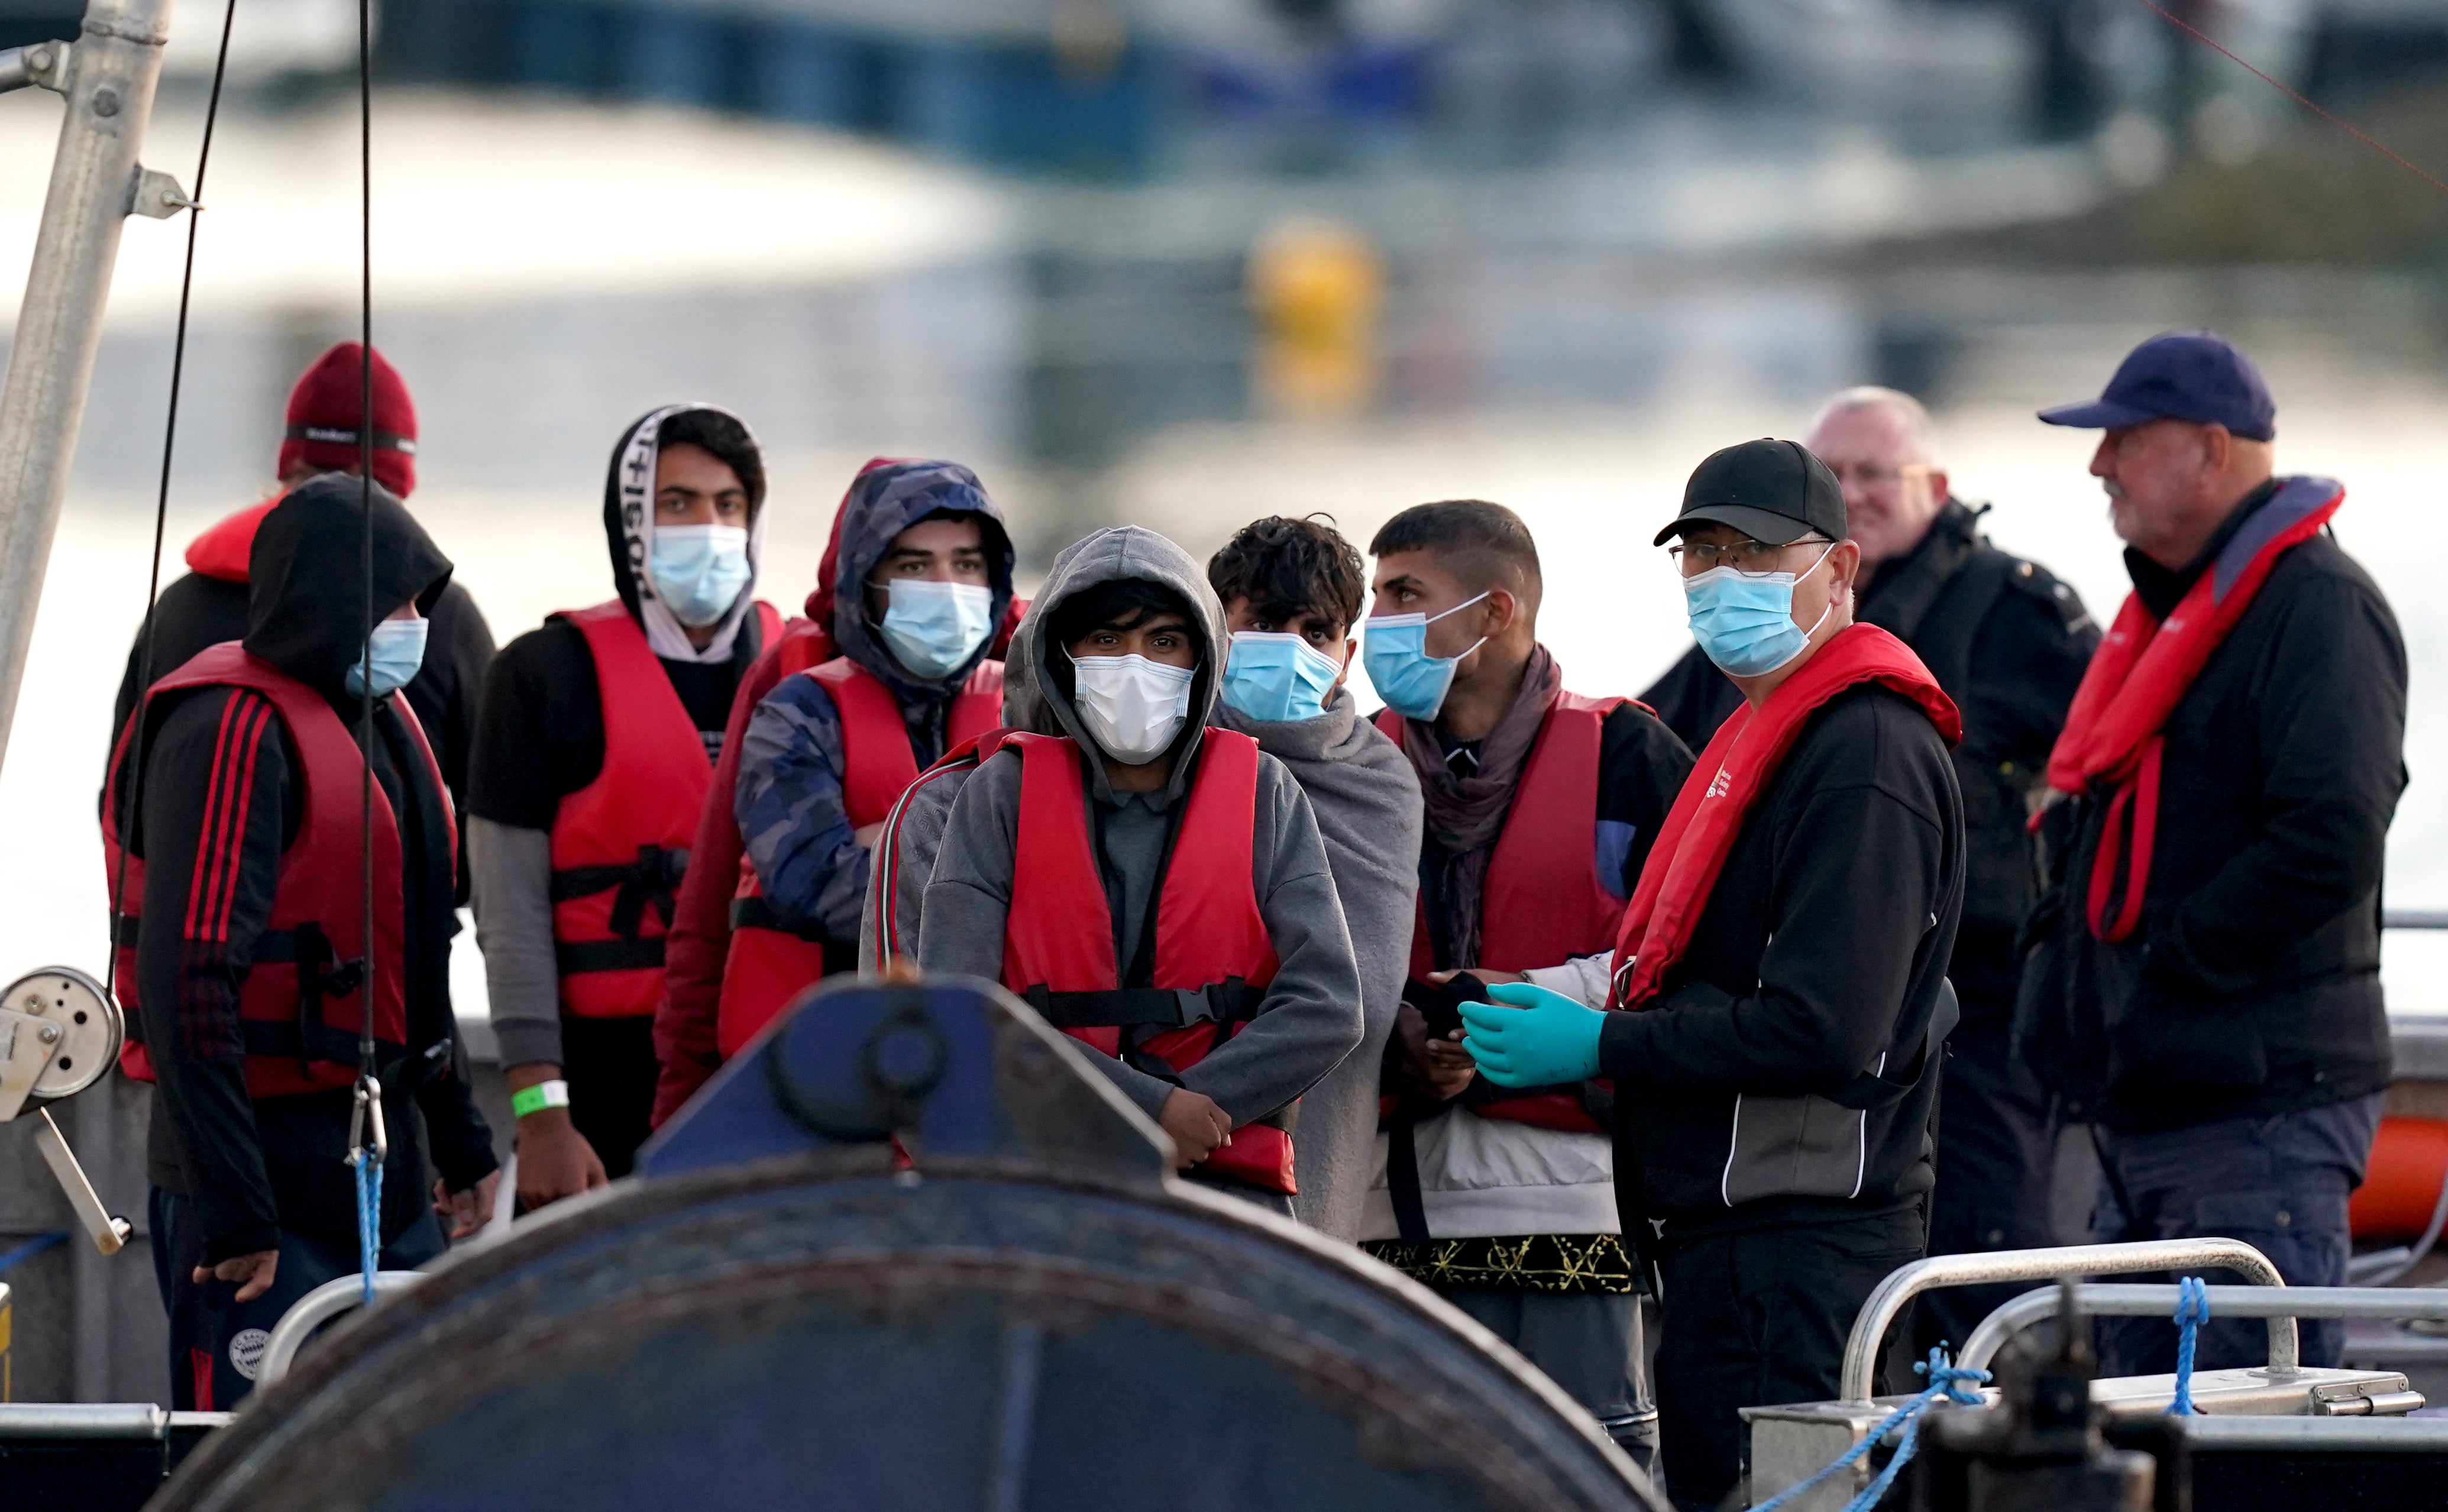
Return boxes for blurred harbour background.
[7,0,2448,1396]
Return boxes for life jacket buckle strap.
[606,844,688,940]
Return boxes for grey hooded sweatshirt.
[1215,691,1420,1239]
[919,527,1366,1160]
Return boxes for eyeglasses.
[1667,536,1831,577]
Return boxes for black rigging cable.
[354,0,375,1083]
[347,0,385,1301]
[105,0,240,1005]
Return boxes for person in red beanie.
[110,342,497,903]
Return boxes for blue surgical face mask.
[346,615,428,698]
[1683,543,1837,678]
[1222,631,1345,723]
[878,578,994,681]
[1362,591,1489,721]
[651,524,752,627]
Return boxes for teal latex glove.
[1459,982,1605,1087]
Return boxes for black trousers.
[1653,1204,1925,1512]
[1917,1021,2058,1359]
[560,1013,659,1178]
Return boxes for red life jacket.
[714,655,1003,1054]
[550,598,781,1019]
[1609,624,1961,1008]
[998,729,1295,1194]
[103,643,449,1097]
[1376,690,1629,1134]
[2045,476,2343,942]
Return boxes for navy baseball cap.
[2038,330,2275,441]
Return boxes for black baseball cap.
[2038,330,2275,441]
[1654,438,1848,548]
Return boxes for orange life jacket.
[549,599,780,1019]
[104,643,447,1097]
[998,729,1295,1194]
[714,655,1001,1054]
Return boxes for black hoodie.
[125,476,497,1262]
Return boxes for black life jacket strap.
[1020,978,1253,1031]
[728,894,830,943]
[555,937,667,975]
[551,844,689,940]
[292,922,367,1080]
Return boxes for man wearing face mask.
[919,526,1364,1213]
[1641,389,2098,1357]
[2020,334,2404,1377]
[1460,440,1966,1511]
[105,475,498,1408]
[722,460,1014,1051]
[467,406,780,1212]
[1207,515,1422,1238]
[1355,499,1690,1462]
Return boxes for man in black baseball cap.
[1462,436,1967,1510]
[2021,332,2405,1380]
[1653,435,1849,548]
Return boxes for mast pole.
[0,0,179,771]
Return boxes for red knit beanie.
[277,341,417,497]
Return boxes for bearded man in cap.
[2019,332,2405,1377]
[111,342,497,888]
[1459,439,1967,1511]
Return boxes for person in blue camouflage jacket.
[733,461,1017,957]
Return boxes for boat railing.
[1838,1238,2288,1404]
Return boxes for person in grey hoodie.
[1207,517,1421,1239]
[919,526,1364,1213]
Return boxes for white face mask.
[1072,653,1196,765]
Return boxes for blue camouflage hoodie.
[733,461,1014,940]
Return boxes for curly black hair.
[1207,514,1366,634]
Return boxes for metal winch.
[0,966,134,1255]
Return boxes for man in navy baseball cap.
[2036,330,2283,571]
[2039,329,2275,441]
[2022,330,2407,1384]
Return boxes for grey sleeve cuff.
[1084,1054,1176,1119]
[468,816,564,1071]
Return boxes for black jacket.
[123,477,497,1261]
[114,561,494,902]
[2016,482,2405,1130]
[1599,684,1965,1233]
[1640,501,2095,1022]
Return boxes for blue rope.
[0,1231,68,1275]
[2169,1275,2208,1416]
[351,1151,383,1306]
[1751,1348,1990,1512]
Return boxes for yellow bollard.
[1248,218,1385,420]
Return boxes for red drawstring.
[2084,737,2162,943]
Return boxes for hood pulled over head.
[827,458,1014,696]
[244,472,451,697]
[603,403,768,663]
[1017,526,1225,805]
